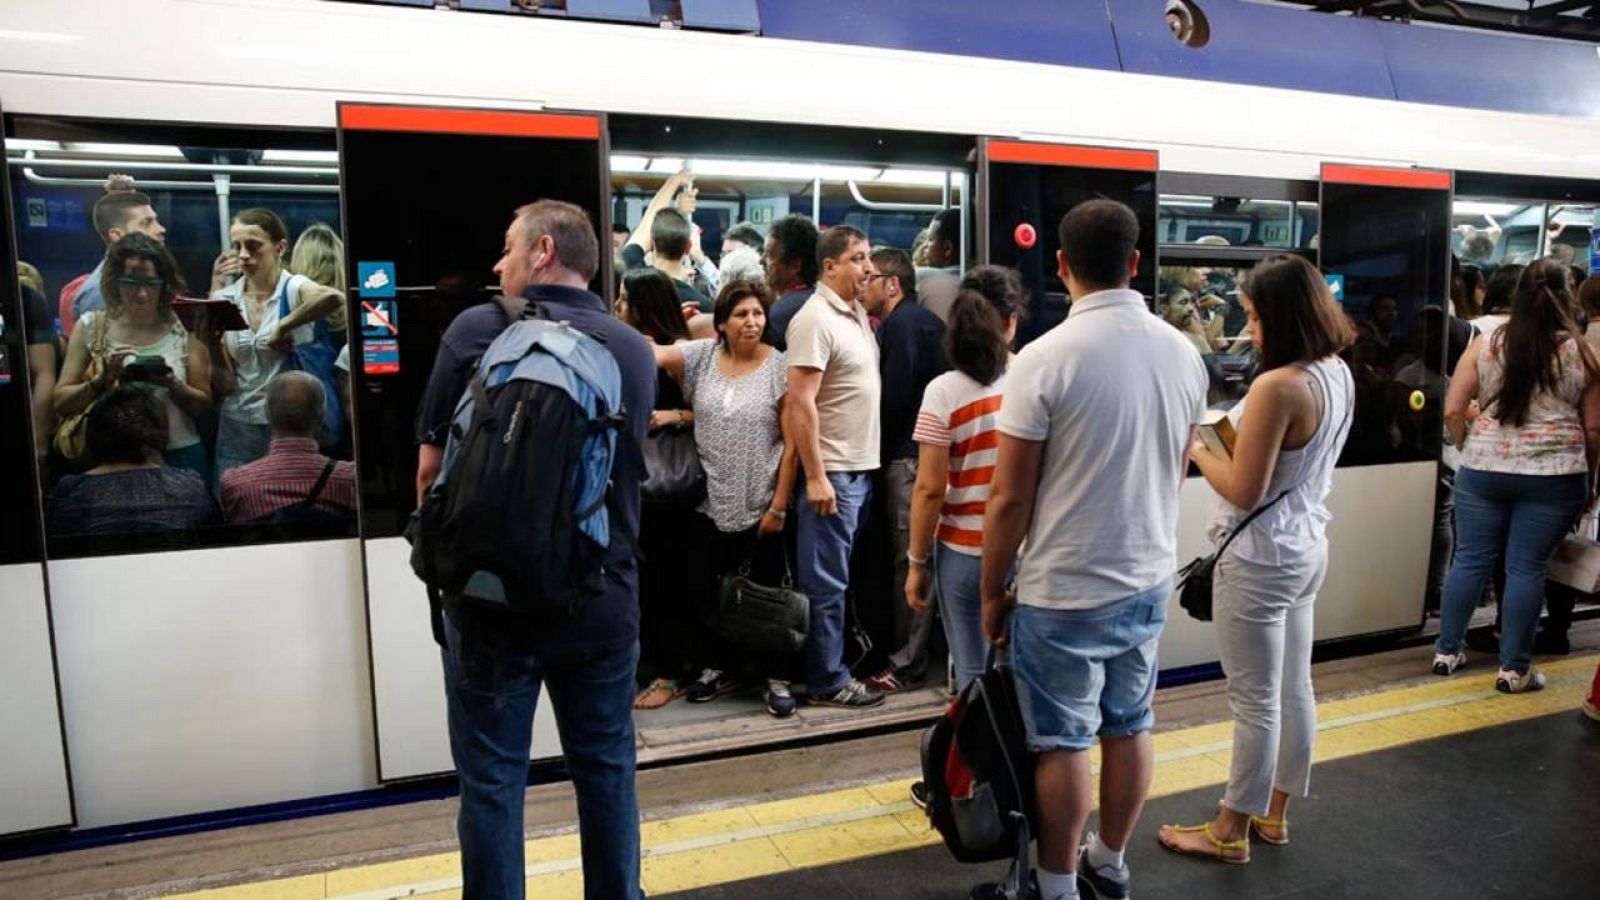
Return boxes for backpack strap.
[296,459,337,511]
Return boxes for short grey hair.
[266,371,326,438]
[514,199,600,282]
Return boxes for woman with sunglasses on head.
[54,232,214,479]
[1158,254,1355,865]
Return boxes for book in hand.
[171,297,248,332]
[1197,409,1237,459]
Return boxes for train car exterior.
[0,0,1596,837]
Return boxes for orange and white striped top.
[912,369,1007,555]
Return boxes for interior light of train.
[1453,201,1523,217]
[609,155,650,171]
[5,139,61,153]
[0,28,84,44]
[260,149,340,164]
[613,155,950,186]
[65,143,184,158]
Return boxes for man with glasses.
[860,247,947,695]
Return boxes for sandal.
[1249,815,1290,846]
[633,678,681,710]
[865,667,903,694]
[1157,822,1250,864]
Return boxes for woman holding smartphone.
[54,233,213,479]
[1158,255,1354,864]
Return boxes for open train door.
[1316,162,1453,635]
[338,103,611,781]
[976,138,1159,345]
[0,97,75,835]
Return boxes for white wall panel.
[48,541,376,827]
[365,537,560,782]
[0,563,73,835]
[1160,461,1434,671]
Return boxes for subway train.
[2,0,1598,842]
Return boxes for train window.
[5,124,355,557]
[1158,195,1318,250]
[1453,199,1595,273]
[1156,263,1257,409]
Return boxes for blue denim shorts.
[1011,581,1170,751]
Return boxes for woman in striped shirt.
[905,268,1026,691]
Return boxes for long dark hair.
[1241,255,1356,370]
[621,268,689,345]
[1488,259,1588,428]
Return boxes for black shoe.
[1464,628,1499,654]
[909,780,928,810]
[684,668,739,703]
[764,679,796,718]
[968,872,1042,900]
[1078,836,1131,899]
[810,679,885,708]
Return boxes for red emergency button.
[1014,222,1037,250]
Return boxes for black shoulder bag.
[711,546,809,655]
[1174,490,1289,622]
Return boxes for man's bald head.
[266,371,327,439]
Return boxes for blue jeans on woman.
[1436,468,1586,673]
[935,544,986,693]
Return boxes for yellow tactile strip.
[166,654,1599,900]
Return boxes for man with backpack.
[415,200,655,900]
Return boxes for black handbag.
[712,548,809,654]
[1175,490,1288,622]
[640,423,707,503]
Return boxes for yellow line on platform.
[165,654,1599,900]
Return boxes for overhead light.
[646,157,684,173]
[875,168,954,187]
[4,139,60,153]
[0,29,85,44]
[610,155,960,186]
[261,149,339,164]
[64,142,183,158]
[1454,201,1522,217]
[609,155,649,172]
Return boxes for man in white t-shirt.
[978,200,1208,900]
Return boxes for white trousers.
[1213,544,1328,816]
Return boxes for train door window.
[0,100,75,837]
[605,115,973,755]
[1320,164,1452,468]
[1453,199,1596,275]
[341,103,611,782]
[5,119,352,557]
[978,140,1158,345]
[1157,195,1318,251]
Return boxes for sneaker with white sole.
[1581,699,1600,724]
[1432,651,1467,676]
[685,668,739,703]
[811,679,885,708]
[1078,834,1131,900]
[1495,667,1545,694]
[764,679,796,717]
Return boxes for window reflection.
[7,131,354,554]
[1157,264,1256,409]
[1158,196,1319,250]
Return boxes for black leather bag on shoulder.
[640,423,707,503]
[1175,491,1288,622]
[712,547,809,655]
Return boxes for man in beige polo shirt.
[785,224,886,708]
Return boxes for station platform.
[4,628,1597,899]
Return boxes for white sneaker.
[1495,667,1545,694]
[1432,651,1467,676]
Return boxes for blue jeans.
[795,471,872,696]
[441,606,643,900]
[935,544,986,693]
[1011,584,1169,752]
[1436,468,1586,672]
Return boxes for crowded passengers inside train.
[9,142,1598,721]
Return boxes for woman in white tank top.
[1159,255,1355,865]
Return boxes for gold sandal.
[633,678,681,710]
[1157,822,1250,864]
[1249,815,1290,846]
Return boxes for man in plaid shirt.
[220,372,356,524]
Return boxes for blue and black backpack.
[408,306,640,634]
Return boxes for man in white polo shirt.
[786,225,887,709]
[978,199,1208,900]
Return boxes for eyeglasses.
[116,276,165,293]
